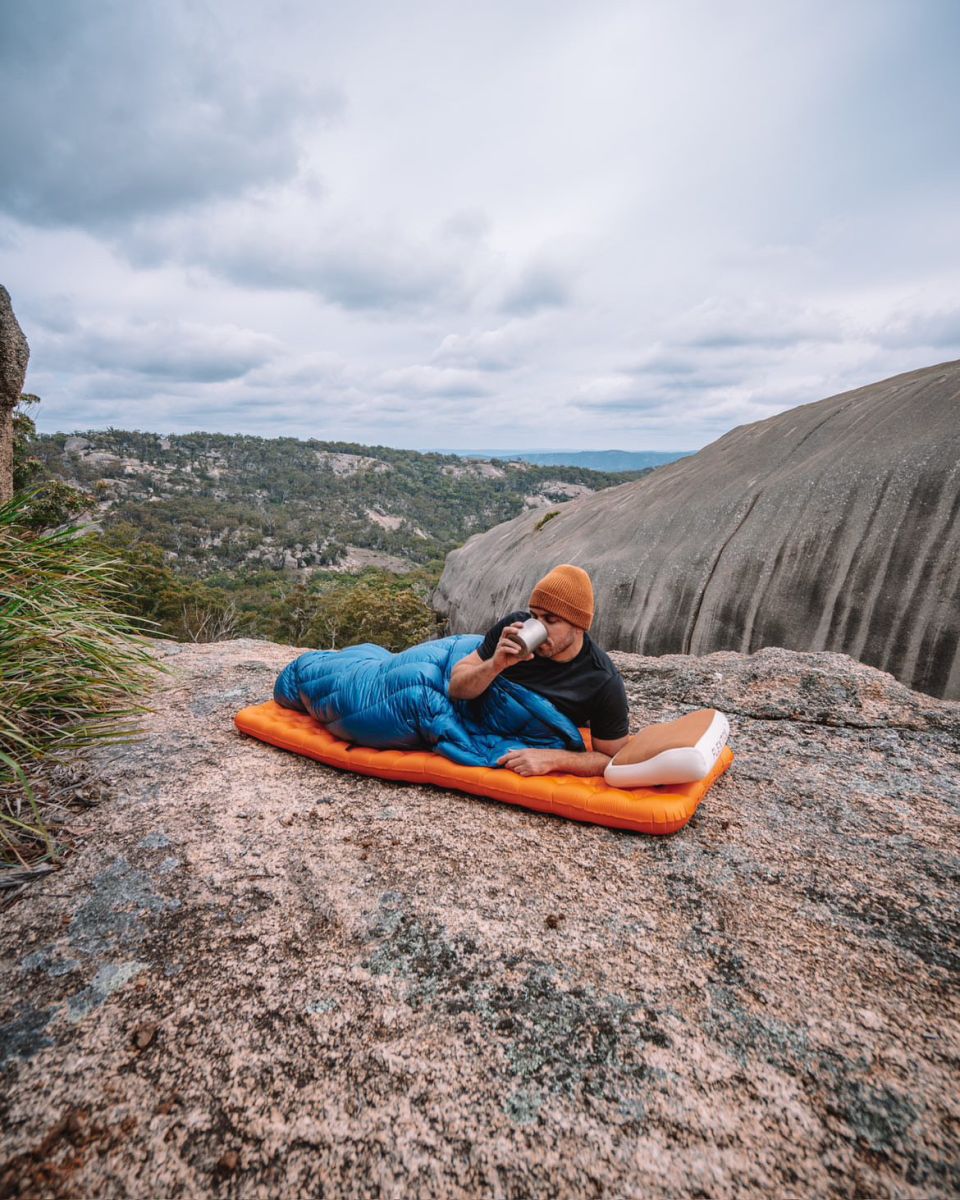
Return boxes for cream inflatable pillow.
[604,708,730,788]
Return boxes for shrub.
[12,394,89,529]
[307,575,443,652]
[0,494,159,866]
[100,524,247,642]
[534,509,560,532]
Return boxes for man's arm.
[593,734,632,759]
[497,735,630,778]
[448,624,530,700]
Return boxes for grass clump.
[534,510,560,532]
[0,493,159,868]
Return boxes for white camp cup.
[515,617,548,653]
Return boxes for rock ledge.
[1,639,958,1198]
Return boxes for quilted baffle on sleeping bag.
[273,634,585,767]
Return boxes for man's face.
[529,606,582,658]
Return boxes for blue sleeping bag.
[273,635,585,767]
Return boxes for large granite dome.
[435,360,960,699]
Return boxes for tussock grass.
[0,494,160,867]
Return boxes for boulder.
[1,639,958,1197]
[0,286,30,503]
[435,360,960,699]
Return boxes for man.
[448,564,630,776]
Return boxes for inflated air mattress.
[234,700,733,835]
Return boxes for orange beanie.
[529,564,595,630]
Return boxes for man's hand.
[497,747,617,777]
[490,622,533,671]
[497,748,561,776]
[448,625,531,701]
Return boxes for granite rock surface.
[1,638,958,1199]
[435,360,960,700]
[0,285,30,503]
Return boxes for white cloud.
[669,298,849,351]
[1,0,958,451]
[36,317,280,383]
[432,324,530,372]
[0,2,341,229]
[378,365,490,399]
[500,259,573,315]
[123,190,480,313]
[873,305,960,350]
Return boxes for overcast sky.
[2,0,958,451]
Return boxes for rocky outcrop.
[436,361,960,700]
[2,639,958,1197]
[0,286,30,503]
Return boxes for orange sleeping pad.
[235,700,733,835]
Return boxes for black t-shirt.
[476,611,629,741]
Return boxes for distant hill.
[435,449,690,472]
[34,430,648,577]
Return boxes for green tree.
[100,524,245,642]
[307,575,442,652]
[13,395,88,529]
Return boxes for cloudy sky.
[2,0,958,451]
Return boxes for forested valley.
[20,412,648,649]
